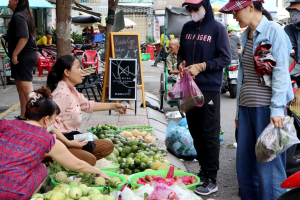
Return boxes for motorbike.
[221,60,239,98]
[140,41,147,54]
[277,171,300,199]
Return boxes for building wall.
[154,0,185,10]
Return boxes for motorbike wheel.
[229,85,237,98]
[276,188,300,200]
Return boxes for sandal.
[15,116,28,121]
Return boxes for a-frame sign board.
[102,32,146,108]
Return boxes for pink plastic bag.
[180,69,204,112]
[146,182,180,200]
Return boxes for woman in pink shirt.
[47,55,130,165]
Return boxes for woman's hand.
[114,103,133,115]
[12,53,18,65]
[98,171,112,180]
[66,138,88,149]
[179,61,186,77]
[187,62,206,79]
[271,116,285,128]
[235,118,238,129]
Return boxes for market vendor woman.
[47,55,131,166]
[0,86,111,200]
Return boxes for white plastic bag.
[170,179,202,200]
[255,116,300,163]
[134,184,154,199]
[121,187,139,200]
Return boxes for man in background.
[166,39,180,82]
[227,25,241,60]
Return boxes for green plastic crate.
[127,170,200,192]
[121,125,154,133]
[51,171,126,192]
[141,53,146,61]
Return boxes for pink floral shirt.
[52,81,94,133]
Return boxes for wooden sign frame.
[102,32,146,108]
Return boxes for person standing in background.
[6,0,38,120]
[151,33,175,67]
[227,25,241,60]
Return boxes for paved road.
[142,61,240,200]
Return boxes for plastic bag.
[165,121,197,158]
[170,179,202,200]
[134,184,155,199]
[255,116,300,163]
[121,187,140,200]
[180,69,204,112]
[146,182,179,200]
[167,69,204,112]
[167,82,183,100]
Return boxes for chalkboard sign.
[109,58,137,100]
[112,34,142,85]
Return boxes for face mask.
[233,32,237,36]
[46,118,54,132]
[290,9,300,24]
[191,7,205,22]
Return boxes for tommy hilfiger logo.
[185,33,212,42]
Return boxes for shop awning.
[0,0,55,9]
[156,16,164,26]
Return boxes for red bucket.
[146,45,155,60]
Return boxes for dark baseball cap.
[46,30,52,35]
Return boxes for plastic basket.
[141,53,146,61]
[98,163,120,173]
[145,53,150,60]
[127,170,200,192]
[51,171,126,192]
[87,127,122,135]
[121,125,154,133]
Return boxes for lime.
[131,145,139,153]
[146,163,152,169]
[139,163,147,171]
[133,169,141,173]
[120,163,126,169]
[134,159,142,166]
[128,163,136,170]
[124,168,132,175]
[99,134,105,139]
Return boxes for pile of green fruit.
[31,184,116,200]
[54,171,122,188]
[90,124,120,135]
[103,133,168,175]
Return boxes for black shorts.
[11,60,37,81]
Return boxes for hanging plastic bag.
[168,69,204,112]
[180,69,204,112]
[165,121,197,158]
[146,182,180,200]
[255,116,300,163]
[167,81,183,100]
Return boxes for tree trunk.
[104,0,119,61]
[56,0,72,58]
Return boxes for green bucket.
[141,53,146,61]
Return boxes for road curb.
[0,102,20,119]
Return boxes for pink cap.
[182,0,204,6]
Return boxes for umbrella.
[124,18,137,28]
[211,0,228,9]
[0,0,55,9]
[72,15,102,24]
